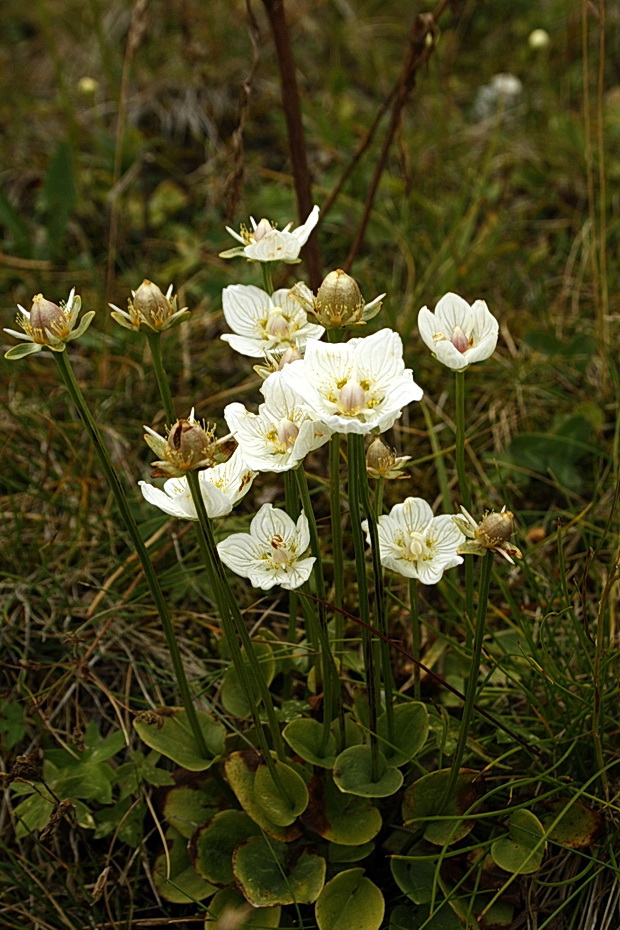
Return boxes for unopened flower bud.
[253,218,273,241]
[450,325,470,354]
[278,346,302,368]
[475,510,515,548]
[366,437,411,479]
[4,288,95,359]
[77,76,98,95]
[109,280,189,332]
[316,270,365,327]
[276,418,299,448]
[339,380,366,414]
[143,410,217,477]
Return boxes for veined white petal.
[222,284,271,336]
[291,204,320,243]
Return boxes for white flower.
[217,504,315,591]
[364,497,465,584]
[220,205,320,263]
[221,284,324,358]
[278,328,423,435]
[4,289,95,359]
[224,374,332,472]
[139,450,255,520]
[417,292,499,371]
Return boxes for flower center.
[276,418,299,448]
[338,380,366,415]
[265,308,291,338]
[270,534,292,566]
[407,531,426,560]
[450,325,471,354]
[253,218,274,242]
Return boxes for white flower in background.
[224,374,332,472]
[139,450,255,520]
[417,292,499,371]
[528,29,550,50]
[221,284,324,358]
[220,205,320,263]
[4,289,95,359]
[278,328,423,435]
[364,497,465,584]
[217,504,315,590]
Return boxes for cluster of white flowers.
[132,203,508,590]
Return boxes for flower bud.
[315,270,365,327]
[109,280,189,332]
[276,418,300,448]
[528,28,550,50]
[29,295,71,343]
[144,411,217,477]
[265,309,291,338]
[339,380,366,414]
[366,437,411,479]
[278,346,302,368]
[4,288,95,359]
[475,510,515,548]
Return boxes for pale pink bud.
[29,295,70,343]
[339,380,366,413]
[253,218,273,242]
[278,346,302,368]
[276,418,299,447]
[450,325,470,354]
[132,280,172,328]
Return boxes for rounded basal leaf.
[191,810,261,885]
[333,746,403,798]
[543,799,603,849]
[205,887,281,928]
[283,718,338,768]
[232,836,326,907]
[253,759,309,826]
[491,809,546,874]
[328,842,375,863]
[391,858,437,905]
[153,827,216,904]
[315,868,384,930]
[302,774,382,845]
[224,751,302,841]
[134,709,226,771]
[377,702,429,766]
[401,769,483,846]
[221,641,276,719]
[163,781,223,839]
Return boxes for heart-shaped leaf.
[204,887,281,927]
[401,769,482,845]
[543,799,602,849]
[163,780,223,838]
[191,810,261,885]
[253,759,309,826]
[377,702,429,767]
[283,718,337,768]
[333,746,403,798]
[390,858,437,905]
[152,827,216,904]
[232,836,325,907]
[224,751,302,842]
[315,868,384,930]
[491,809,546,874]
[302,774,382,845]
[134,709,225,771]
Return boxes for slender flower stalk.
[329,435,345,647]
[443,551,494,805]
[347,433,382,780]
[455,370,474,643]
[145,330,176,423]
[409,578,421,701]
[52,351,210,759]
[261,262,274,296]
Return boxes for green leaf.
[205,887,281,928]
[253,760,309,826]
[83,727,126,763]
[163,781,223,839]
[327,842,374,863]
[224,751,302,842]
[401,769,482,846]
[302,774,382,845]
[377,702,429,766]
[192,810,261,885]
[153,827,216,904]
[315,868,384,930]
[283,718,338,768]
[53,761,115,804]
[134,709,226,771]
[0,701,26,749]
[543,799,603,849]
[333,746,403,798]
[391,858,437,905]
[13,793,55,838]
[232,836,326,907]
[221,640,276,718]
[491,809,546,874]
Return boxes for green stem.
[145,330,176,425]
[374,477,384,519]
[261,263,275,295]
[53,351,209,759]
[347,433,381,780]
[330,434,345,650]
[409,578,421,701]
[443,551,493,805]
[455,370,474,644]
